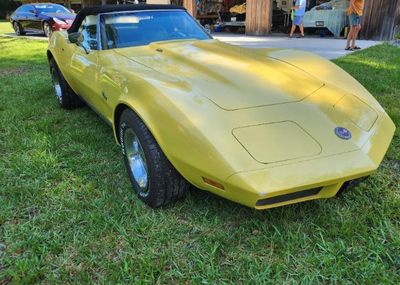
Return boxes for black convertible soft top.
[68,4,185,33]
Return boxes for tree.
[0,0,20,19]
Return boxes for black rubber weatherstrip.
[256,187,322,207]
[69,4,185,33]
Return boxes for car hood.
[42,12,76,20]
[115,39,324,110]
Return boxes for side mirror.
[69,32,92,54]
[68,32,81,44]
[29,9,38,15]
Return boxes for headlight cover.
[53,17,65,24]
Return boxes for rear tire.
[49,58,83,109]
[119,109,190,208]
[13,21,25,36]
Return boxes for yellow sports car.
[47,4,395,209]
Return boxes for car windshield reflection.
[101,10,211,49]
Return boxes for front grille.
[256,187,322,207]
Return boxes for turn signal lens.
[202,177,225,190]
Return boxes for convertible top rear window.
[101,10,210,49]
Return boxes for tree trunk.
[64,0,71,9]
[361,0,400,40]
[395,2,400,35]
[245,0,273,36]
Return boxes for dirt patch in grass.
[0,66,31,77]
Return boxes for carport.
[15,0,400,40]
[181,0,400,40]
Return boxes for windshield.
[101,10,211,49]
[35,4,70,14]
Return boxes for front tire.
[49,58,83,109]
[119,109,190,208]
[13,21,25,36]
[43,21,52,37]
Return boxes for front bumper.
[219,114,395,209]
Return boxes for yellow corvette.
[47,4,395,209]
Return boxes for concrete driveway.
[214,33,381,59]
[2,32,381,60]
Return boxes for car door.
[17,5,32,30]
[29,6,43,31]
[68,16,102,114]
[25,6,40,31]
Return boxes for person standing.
[289,0,307,38]
[345,0,365,50]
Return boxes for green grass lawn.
[0,36,399,284]
[0,20,14,35]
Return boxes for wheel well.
[114,104,131,143]
[46,50,54,63]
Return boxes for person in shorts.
[345,0,364,50]
[289,0,307,38]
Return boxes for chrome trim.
[96,14,102,50]
[50,67,62,103]
[123,128,149,192]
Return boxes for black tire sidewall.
[49,59,66,107]
[119,109,189,208]
[49,58,83,109]
[43,22,51,37]
[13,22,21,35]
[119,111,157,203]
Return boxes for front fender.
[47,31,79,94]
[113,79,238,190]
[252,48,385,112]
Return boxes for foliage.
[0,0,20,19]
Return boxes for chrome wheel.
[13,22,20,35]
[43,22,51,37]
[50,67,62,103]
[119,109,189,208]
[123,128,149,193]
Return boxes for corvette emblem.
[335,127,352,140]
